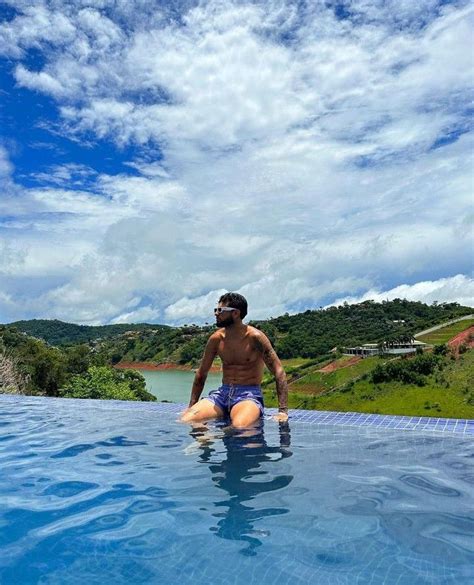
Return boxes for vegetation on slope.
[2,302,473,414]
[264,346,474,418]
[309,350,474,418]
[7,319,169,346]
[256,300,471,359]
[60,366,156,401]
[290,356,386,395]
[6,300,471,366]
[416,318,474,345]
[0,326,155,401]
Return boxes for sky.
[0,0,473,325]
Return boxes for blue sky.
[0,0,473,325]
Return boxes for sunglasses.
[214,307,238,314]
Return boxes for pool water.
[0,396,473,585]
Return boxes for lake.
[139,369,223,403]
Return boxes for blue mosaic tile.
[0,394,472,434]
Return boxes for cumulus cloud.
[328,275,474,309]
[0,1,472,324]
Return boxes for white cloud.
[15,64,67,97]
[328,275,474,308]
[0,145,13,178]
[0,1,472,324]
[109,305,162,325]
[0,5,77,57]
[164,289,227,323]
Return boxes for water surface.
[0,396,472,585]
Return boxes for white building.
[343,340,429,357]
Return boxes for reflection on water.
[188,421,292,556]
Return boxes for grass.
[291,356,387,394]
[281,358,316,368]
[262,354,332,387]
[264,356,387,407]
[417,318,474,345]
[263,350,474,418]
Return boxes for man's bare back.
[180,293,288,428]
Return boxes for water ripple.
[399,474,461,497]
[51,444,95,459]
[43,482,99,498]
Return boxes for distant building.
[343,340,429,357]
[123,331,139,338]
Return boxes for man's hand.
[272,411,289,422]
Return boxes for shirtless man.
[180,292,289,428]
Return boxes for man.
[180,292,289,428]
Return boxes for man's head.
[214,292,248,327]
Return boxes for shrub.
[60,366,156,401]
[371,354,439,386]
[433,344,448,356]
[340,381,353,393]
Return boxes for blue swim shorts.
[204,384,264,417]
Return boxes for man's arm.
[255,332,289,420]
[188,335,219,407]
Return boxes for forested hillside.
[256,300,472,358]
[5,300,472,365]
[0,326,155,401]
[264,349,474,419]
[1,301,473,416]
[7,319,169,346]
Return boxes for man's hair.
[219,292,248,319]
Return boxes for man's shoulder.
[246,326,268,343]
[246,325,261,337]
[209,329,225,342]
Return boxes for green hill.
[5,300,472,365]
[257,300,472,358]
[0,325,155,401]
[297,350,474,418]
[6,319,169,346]
[263,345,474,419]
[2,302,474,417]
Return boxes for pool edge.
[1,394,473,435]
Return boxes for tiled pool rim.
[1,394,473,435]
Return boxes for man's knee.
[180,410,194,423]
[230,403,262,428]
[180,400,222,423]
[231,416,250,429]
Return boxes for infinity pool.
[0,396,473,585]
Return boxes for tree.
[65,344,90,375]
[28,343,66,396]
[60,366,156,401]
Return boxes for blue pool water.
[0,396,473,585]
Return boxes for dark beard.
[216,315,234,328]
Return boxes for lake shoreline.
[114,361,222,373]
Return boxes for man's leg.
[230,400,262,428]
[180,399,224,423]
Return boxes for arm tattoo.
[256,337,288,411]
[263,346,278,370]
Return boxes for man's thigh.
[230,400,262,428]
[180,399,224,423]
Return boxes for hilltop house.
[343,339,429,357]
